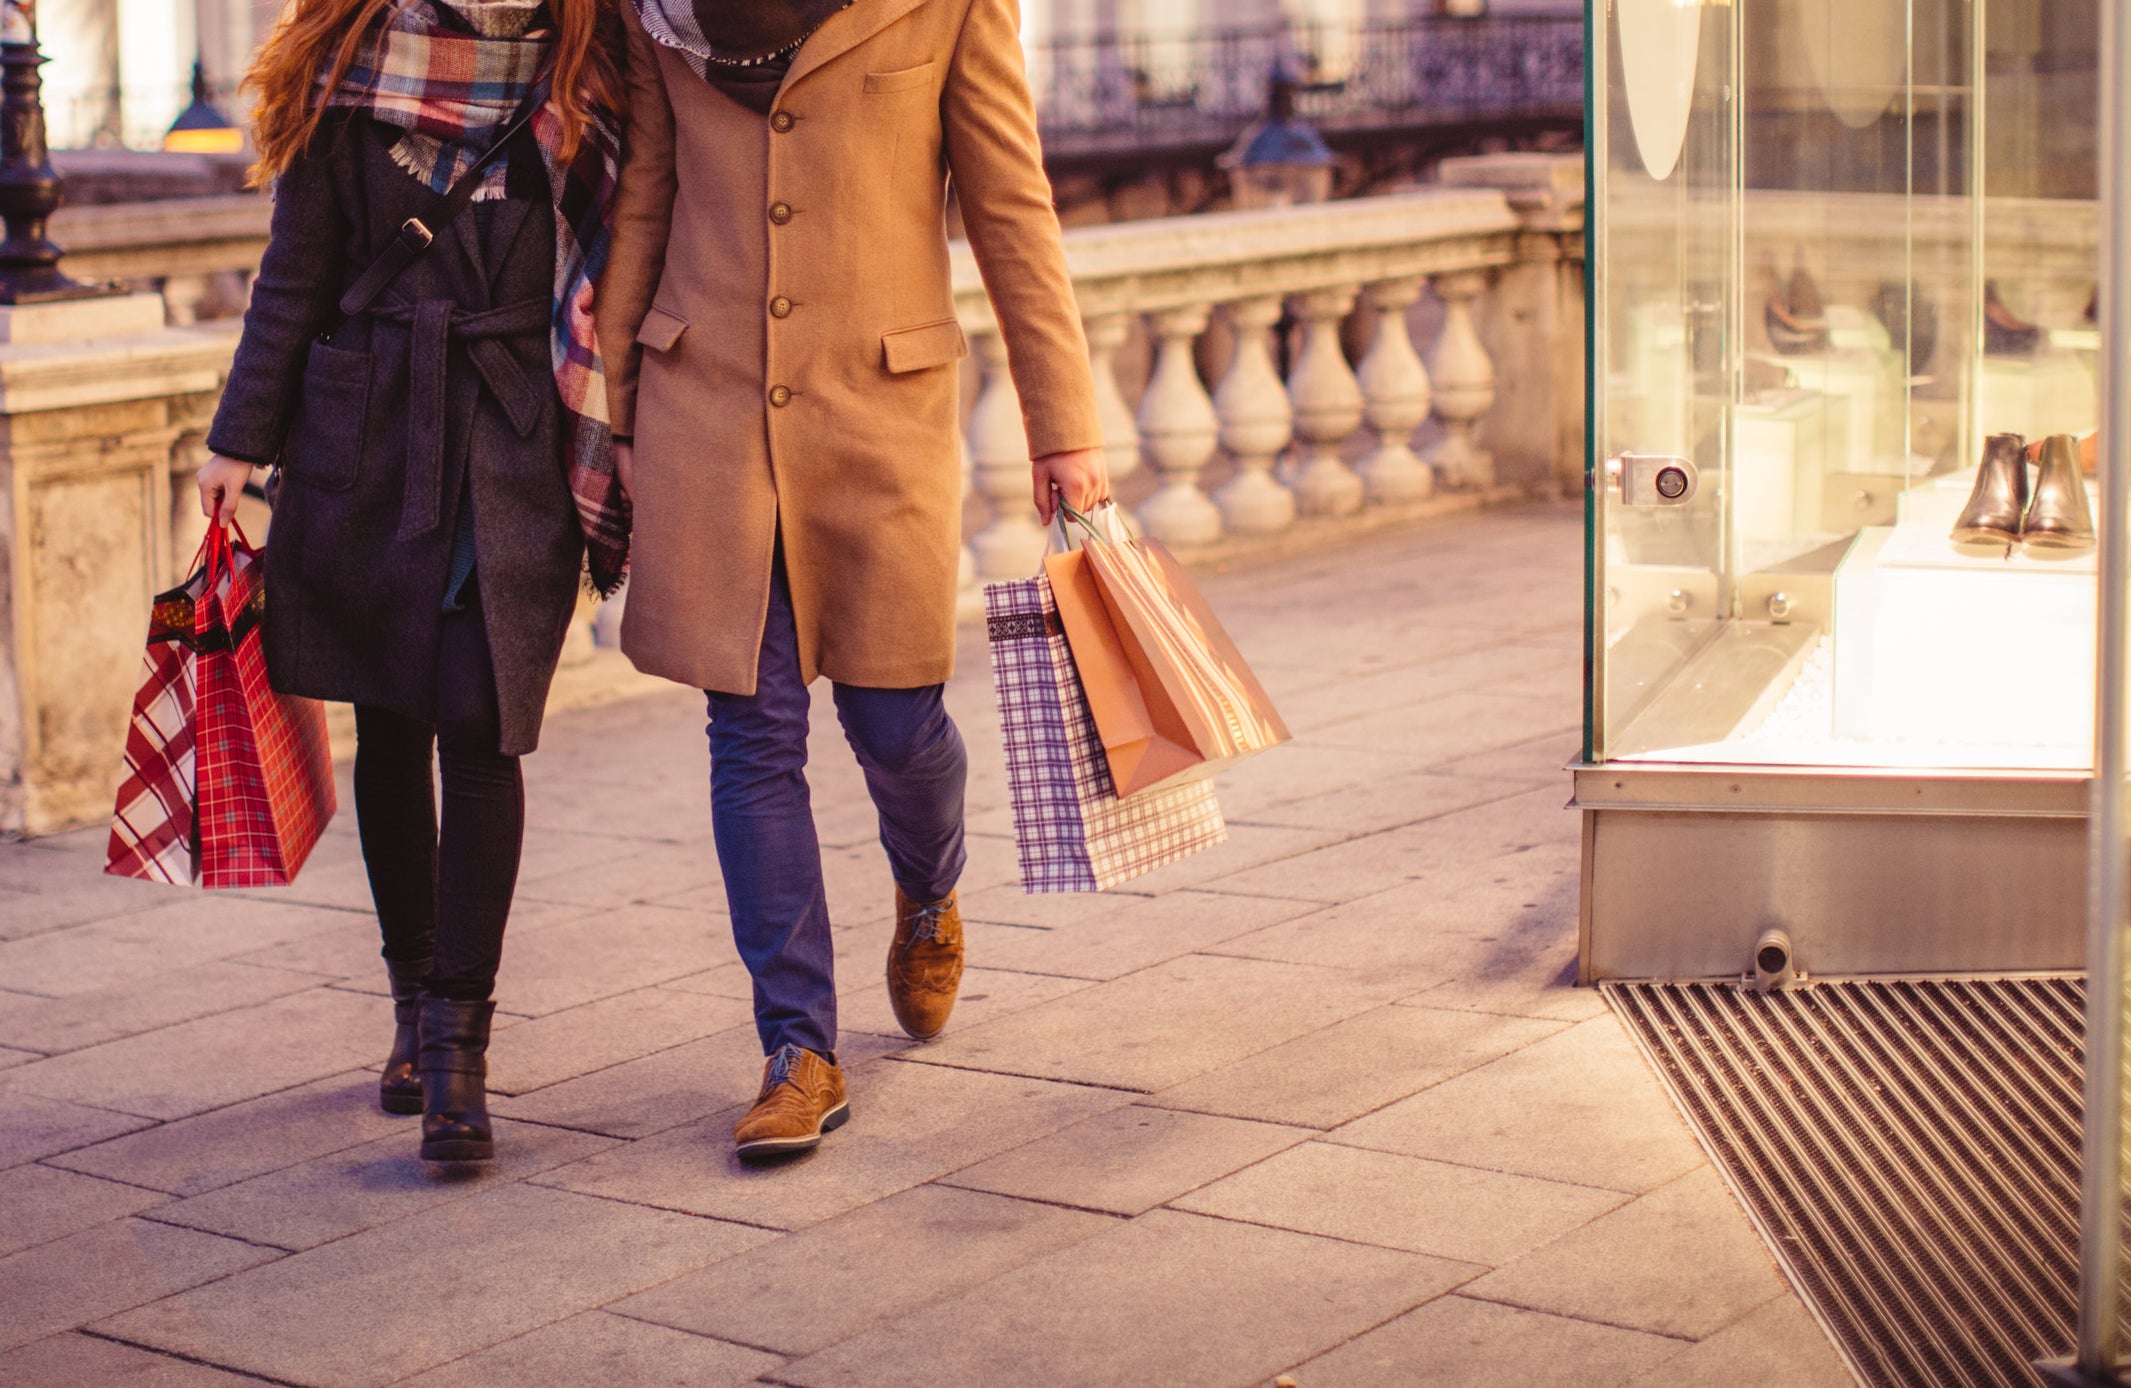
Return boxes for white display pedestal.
[1831,482,2096,758]
[1977,350,2096,440]
[1733,388,1831,545]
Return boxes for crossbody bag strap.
[320,78,551,343]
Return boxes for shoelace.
[906,900,953,947]
[762,1043,806,1092]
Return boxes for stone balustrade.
[950,152,1586,589]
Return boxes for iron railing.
[1032,14,1584,157]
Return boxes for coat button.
[769,385,792,407]
[769,201,792,225]
[769,296,793,319]
[770,110,794,132]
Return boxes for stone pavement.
[0,504,1855,1387]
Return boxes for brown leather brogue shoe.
[734,1044,848,1162]
[888,887,965,1041]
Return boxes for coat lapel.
[483,197,535,294]
[779,0,934,95]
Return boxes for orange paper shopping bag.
[1043,545,1209,796]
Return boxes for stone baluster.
[1135,304,1222,546]
[1355,276,1434,504]
[1426,269,1498,489]
[1211,295,1295,534]
[1084,312,1141,485]
[1287,288,1366,517]
[966,328,1044,579]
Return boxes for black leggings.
[353,585,524,1002]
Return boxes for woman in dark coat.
[195,0,629,1163]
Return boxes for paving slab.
[946,887,1319,981]
[0,961,327,1055]
[514,839,727,909]
[400,1310,781,1387]
[1330,1017,1706,1195]
[1146,1003,1564,1129]
[6,986,388,1121]
[47,1070,406,1196]
[228,896,599,984]
[536,1057,1130,1230]
[0,1331,261,1386]
[0,895,366,996]
[1464,1167,1788,1341]
[1270,642,1572,736]
[97,1183,771,1388]
[484,986,756,1095]
[0,1218,277,1353]
[1282,1292,1685,1388]
[0,1090,153,1168]
[1203,788,1579,906]
[771,1208,1479,1388]
[1201,743,1442,831]
[1621,1287,1855,1388]
[491,903,736,1017]
[1174,1139,1622,1266]
[1236,769,1539,838]
[1307,689,1581,766]
[833,965,1092,1039]
[494,1024,904,1141]
[154,1119,617,1251]
[1114,822,1352,896]
[614,1184,1113,1356]
[0,1162,168,1257]
[943,1104,1310,1215]
[907,952,1409,1092]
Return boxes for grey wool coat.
[206,112,584,756]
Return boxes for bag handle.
[1058,498,1134,547]
[319,77,551,343]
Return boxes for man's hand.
[197,454,255,528]
[614,439,636,502]
[1032,447,1109,525]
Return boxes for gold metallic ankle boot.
[1950,433,2029,546]
[2023,434,2096,551]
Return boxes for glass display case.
[1579,0,2105,980]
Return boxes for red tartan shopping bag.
[105,560,207,883]
[105,526,336,887]
[986,571,1226,893]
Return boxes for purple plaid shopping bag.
[986,572,1226,893]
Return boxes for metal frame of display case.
[1575,0,2099,987]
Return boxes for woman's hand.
[197,454,256,528]
[1032,447,1110,525]
[614,439,636,502]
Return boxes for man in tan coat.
[598,0,1107,1159]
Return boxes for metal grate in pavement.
[1606,978,2094,1388]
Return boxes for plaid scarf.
[628,0,853,80]
[322,0,630,594]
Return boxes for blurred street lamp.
[165,61,243,154]
[1220,66,1335,209]
[0,0,117,302]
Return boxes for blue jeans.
[707,554,967,1056]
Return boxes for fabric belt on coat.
[368,296,551,541]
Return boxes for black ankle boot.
[379,962,428,1115]
[417,997,496,1163]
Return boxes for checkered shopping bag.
[104,562,207,883]
[986,572,1226,893]
[105,526,336,888]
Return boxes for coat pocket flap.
[637,306,687,352]
[881,318,969,374]
[863,62,935,94]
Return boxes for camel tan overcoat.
[597,0,1102,695]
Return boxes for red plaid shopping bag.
[105,526,336,888]
[105,562,207,883]
[194,525,336,887]
[986,572,1226,893]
